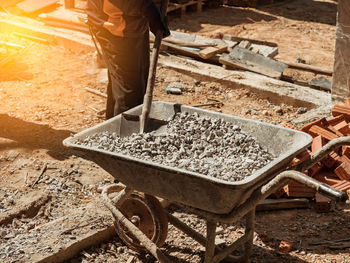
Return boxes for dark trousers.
[93,27,150,119]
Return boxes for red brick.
[314,172,341,186]
[327,125,345,137]
[311,136,327,153]
[332,180,350,192]
[321,151,340,168]
[340,155,350,165]
[327,115,346,126]
[284,181,316,198]
[315,192,331,213]
[334,121,350,135]
[270,188,286,199]
[301,118,328,133]
[345,98,350,107]
[308,125,339,141]
[332,104,350,120]
[343,146,350,158]
[279,241,294,253]
[289,150,311,167]
[334,154,350,167]
[334,162,350,180]
[308,162,324,177]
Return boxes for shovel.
[120,0,169,137]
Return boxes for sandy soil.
[1,0,350,262]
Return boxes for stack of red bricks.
[277,99,350,212]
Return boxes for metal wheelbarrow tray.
[64,101,313,214]
[63,101,349,263]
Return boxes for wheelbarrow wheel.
[114,192,168,253]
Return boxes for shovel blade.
[119,113,168,137]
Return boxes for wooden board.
[17,0,58,13]
[199,43,228,59]
[219,46,287,79]
[256,198,310,211]
[250,44,278,58]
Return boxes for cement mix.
[75,112,274,182]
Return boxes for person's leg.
[111,32,150,116]
[93,29,150,117]
[89,26,118,119]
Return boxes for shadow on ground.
[170,6,277,33]
[258,0,338,26]
[254,203,350,258]
[170,0,337,33]
[0,114,73,160]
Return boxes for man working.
[86,0,170,119]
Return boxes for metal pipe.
[167,212,207,246]
[101,183,132,206]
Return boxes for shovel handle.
[140,0,169,133]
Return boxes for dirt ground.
[1,0,350,262]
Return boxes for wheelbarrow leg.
[242,208,255,263]
[204,220,217,263]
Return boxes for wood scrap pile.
[274,100,350,212]
[155,31,333,88]
[159,31,289,79]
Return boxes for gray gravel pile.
[75,112,274,182]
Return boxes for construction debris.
[273,99,350,211]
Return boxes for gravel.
[75,112,274,182]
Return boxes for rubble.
[75,112,274,182]
[279,99,350,209]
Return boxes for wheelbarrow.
[63,101,349,263]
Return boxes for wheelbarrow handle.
[262,170,348,202]
[318,183,348,202]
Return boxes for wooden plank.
[219,54,281,79]
[250,43,278,58]
[223,34,278,47]
[282,61,333,76]
[256,198,309,211]
[199,43,228,59]
[219,46,287,79]
[163,42,220,64]
[17,0,58,13]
